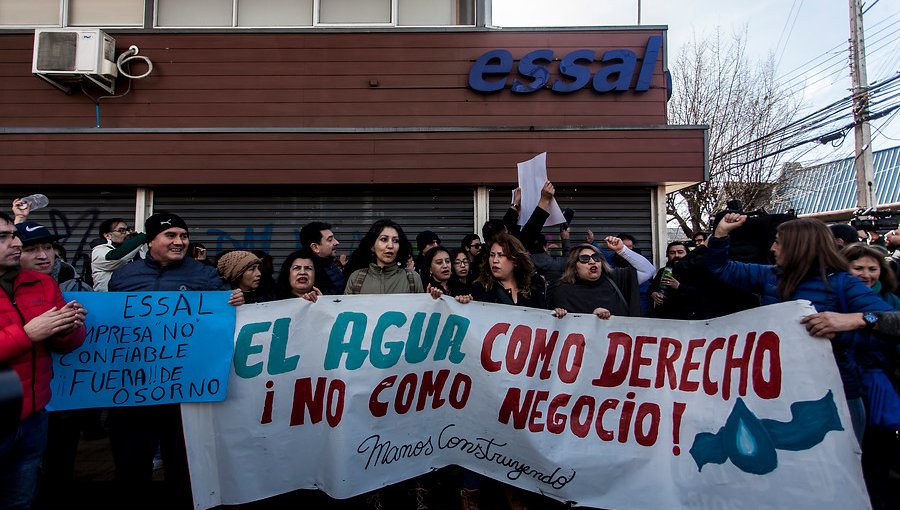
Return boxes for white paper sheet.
[516,152,566,227]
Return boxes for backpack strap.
[350,268,368,294]
[405,270,417,293]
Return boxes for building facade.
[1,1,707,276]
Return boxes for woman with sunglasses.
[549,237,654,318]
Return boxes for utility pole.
[848,0,876,209]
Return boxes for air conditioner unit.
[32,28,118,94]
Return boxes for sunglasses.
[577,253,603,263]
[0,231,20,241]
[112,227,133,233]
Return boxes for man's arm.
[802,310,900,338]
[104,233,147,261]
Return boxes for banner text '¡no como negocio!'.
[468,35,663,94]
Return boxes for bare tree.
[667,28,801,237]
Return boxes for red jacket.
[0,269,86,420]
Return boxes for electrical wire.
[776,12,900,92]
[773,11,899,88]
[774,0,803,72]
[116,45,153,80]
[780,22,900,94]
[714,73,900,167]
[870,108,900,141]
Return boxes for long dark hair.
[776,218,848,301]
[419,246,452,290]
[343,219,413,277]
[276,249,319,299]
[449,248,471,282]
[842,242,896,293]
[476,233,535,297]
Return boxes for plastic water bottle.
[18,194,49,211]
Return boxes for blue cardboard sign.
[468,35,663,94]
[48,291,236,410]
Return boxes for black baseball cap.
[15,221,62,246]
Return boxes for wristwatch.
[862,312,879,330]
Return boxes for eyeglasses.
[577,254,603,264]
[0,231,20,241]
[112,227,133,233]
[453,260,470,266]
[469,243,482,249]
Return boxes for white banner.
[182,297,870,510]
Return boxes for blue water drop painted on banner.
[735,419,756,457]
[689,391,844,475]
[723,399,777,475]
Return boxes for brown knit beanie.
[217,250,260,283]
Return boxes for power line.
[716,74,900,165]
[773,11,899,86]
[774,0,804,72]
[778,22,900,94]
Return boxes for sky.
[490,0,900,167]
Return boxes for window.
[0,0,143,27]
[156,0,233,27]
[398,0,473,26]
[0,0,59,26]
[239,0,313,27]
[155,0,474,28]
[318,0,390,24]
[69,0,144,27]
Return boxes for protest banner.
[181,296,869,510]
[49,291,236,410]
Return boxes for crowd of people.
[1,185,899,510]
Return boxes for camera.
[713,199,796,264]
[849,208,899,233]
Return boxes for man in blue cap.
[16,221,91,292]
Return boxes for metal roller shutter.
[2,187,138,280]
[488,186,654,256]
[153,185,476,269]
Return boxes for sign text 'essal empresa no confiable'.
[468,35,663,94]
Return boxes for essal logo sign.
[468,35,663,94]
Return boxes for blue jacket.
[706,235,892,398]
[109,255,228,292]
